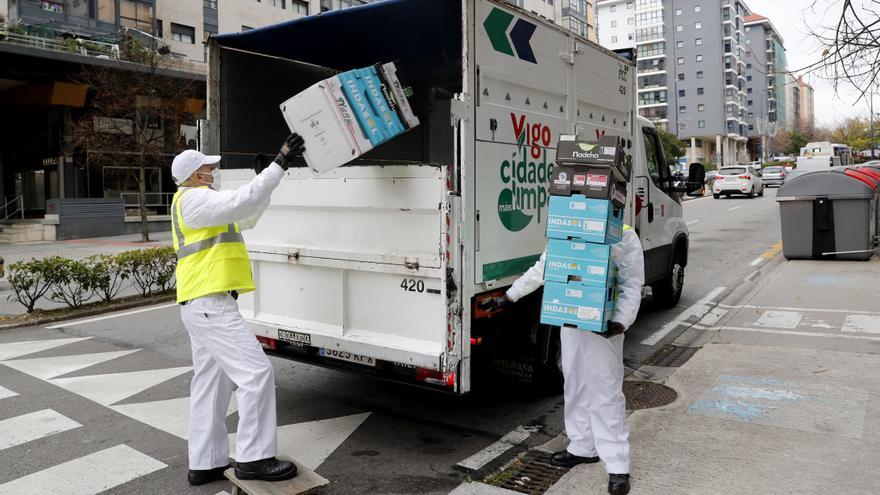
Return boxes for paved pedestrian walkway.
[0,232,172,316]
[451,255,880,494]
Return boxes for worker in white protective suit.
[170,134,305,487]
[484,225,644,495]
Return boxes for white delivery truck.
[207,0,704,393]
[796,142,854,171]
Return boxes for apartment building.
[509,0,598,42]
[598,0,758,166]
[798,76,815,133]
[743,13,787,159]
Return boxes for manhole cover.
[485,451,568,495]
[624,381,677,410]
[643,344,699,368]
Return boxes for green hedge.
[6,247,176,313]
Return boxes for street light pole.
[871,90,875,159]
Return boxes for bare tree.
[71,33,197,242]
[804,0,880,102]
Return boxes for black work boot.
[608,473,631,495]
[187,464,230,486]
[550,449,600,468]
[234,457,297,481]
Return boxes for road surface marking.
[754,310,803,329]
[0,385,18,400]
[0,338,91,361]
[727,205,742,211]
[711,326,880,342]
[1,350,139,380]
[50,366,192,406]
[456,425,538,471]
[749,257,764,267]
[229,413,371,470]
[717,304,880,316]
[0,444,166,495]
[744,270,761,282]
[841,315,880,334]
[110,395,238,440]
[697,307,729,327]
[641,287,726,346]
[686,220,700,226]
[0,410,82,450]
[45,303,178,329]
[761,242,784,260]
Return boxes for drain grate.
[643,344,700,368]
[624,381,678,410]
[485,451,569,495]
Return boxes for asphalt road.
[0,189,783,495]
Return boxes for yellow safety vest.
[171,187,255,303]
[624,224,632,232]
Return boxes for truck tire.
[652,248,685,308]
[713,193,720,199]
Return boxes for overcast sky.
[744,0,868,128]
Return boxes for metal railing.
[0,24,119,58]
[1,195,24,222]
[120,192,174,217]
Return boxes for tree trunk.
[139,151,150,242]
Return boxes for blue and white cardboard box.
[540,281,617,332]
[546,195,624,244]
[545,238,618,287]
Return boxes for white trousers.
[180,293,278,469]
[560,329,630,474]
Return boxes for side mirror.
[685,163,706,193]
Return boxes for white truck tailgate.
[223,165,448,369]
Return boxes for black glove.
[479,295,511,312]
[273,133,306,170]
[598,321,625,339]
[253,152,272,175]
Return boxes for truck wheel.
[652,250,685,308]
[713,193,720,199]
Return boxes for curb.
[0,293,176,330]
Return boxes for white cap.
[171,149,221,185]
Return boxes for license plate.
[277,329,311,345]
[320,348,377,367]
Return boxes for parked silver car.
[761,166,788,187]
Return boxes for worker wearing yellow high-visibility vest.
[169,134,304,487]
[483,225,644,495]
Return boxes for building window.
[611,20,617,28]
[748,99,753,106]
[697,87,704,95]
[748,88,753,94]
[120,0,154,32]
[680,106,687,114]
[203,0,217,9]
[747,75,752,81]
[695,38,702,46]
[746,26,751,32]
[695,22,702,29]
[628,17,634,25]
[699,120,706,128]
[694,5,702,13]
[610,5,616,12]
[678,57,684,65]
[677,41,684,48]
[675,8,682,15]
[747,63,752,69]
[271,0,287,8]
[749,124,755,130]
[171,23,196,44]
[678,73,685,81]
[677,25,683,32]
[242,25,254,31]
[628,33,634,40]
[696,54,703,62]
[679,89,686,97]
[627,2,634,9]
[612,36,618,43]
[156,19,163,37]
[291,0,309,14]
[748,112,754,118]
[698,104,705,112]
[697,70,704,79]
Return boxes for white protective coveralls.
[179,163,284,470]
[506,229,645,474]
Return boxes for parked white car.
[713,166,764,198]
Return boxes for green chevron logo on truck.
[483,8,538,64]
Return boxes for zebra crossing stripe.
[50,366,192,406]
[0,385,17,401]
[0,444,166,495]
[0,338,91,361]
[0,409,82,451]
[1,350,140,380]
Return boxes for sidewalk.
[0,231,171,316]
[454,256,880,494]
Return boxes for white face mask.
[195,169,221,190]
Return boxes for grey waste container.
[776,169,877,261]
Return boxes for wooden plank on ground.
[224,457,329,495]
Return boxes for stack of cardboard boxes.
[279,62,420,174]
[540,135,632,332]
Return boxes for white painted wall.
[597,0,635,50]
[217,0,316,35]
[155,0,203,63]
